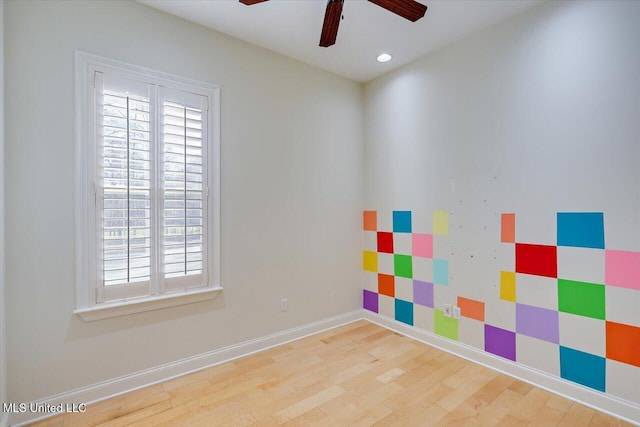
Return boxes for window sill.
[74,287,223,322]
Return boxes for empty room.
[0,0,638,425]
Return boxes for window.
[75,52,221,320]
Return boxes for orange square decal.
[378,274,395,297]
[363,211,377,231]
[606,321,640,368]
[457,296,485,322]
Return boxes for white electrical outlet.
[443,304,452,318]
[453,306,461,319]
[280,299,288,312]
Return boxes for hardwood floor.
[28,320,633,426]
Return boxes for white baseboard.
[8,310,362,426]
[361,310,640,426]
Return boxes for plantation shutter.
[95,72,155,302]
[159,87,209,292]
[77,53,219,314]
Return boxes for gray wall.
[364,0,639,404]
[5,0,363,403]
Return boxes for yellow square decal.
[363,251,378,272]
[500,271,516,302]
[433,210,449,235]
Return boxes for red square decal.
[377,232,394,253]
[516,243,557,278]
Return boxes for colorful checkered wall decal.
[362,210,639,397]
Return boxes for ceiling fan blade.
[367,0,427,22]
[239,0,269,5]
[319,0,344,48]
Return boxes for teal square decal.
[395,299,414,326]
[560,346,605,392]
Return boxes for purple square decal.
[485,324,516,361]
[363,290,378,313]
[516,303,559,344]
[413,280,434,308]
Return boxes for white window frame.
[74,52,221,321]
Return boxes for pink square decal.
[605,249,640,290]
[412,233,433,258]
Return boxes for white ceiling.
[138,0,544,82]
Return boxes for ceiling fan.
[239,0,428,47]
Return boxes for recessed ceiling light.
[377,53,392,63]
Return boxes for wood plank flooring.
[28,320,633,426]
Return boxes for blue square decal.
[560,346,605,392]
[557,212,605,249]
[395,299,414,326]
[393,211,412,233]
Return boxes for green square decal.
[394,254,413,278]
[558,279,605,320]
[434,309,458,340]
